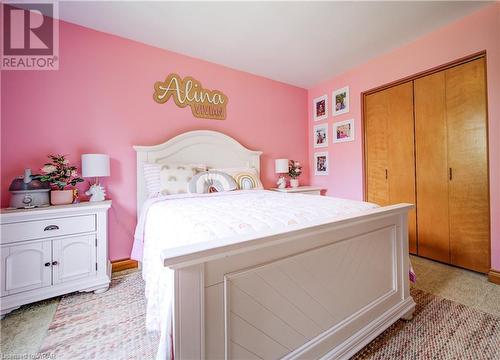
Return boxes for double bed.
[132,130,415,360]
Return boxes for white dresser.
[0,201,112,317]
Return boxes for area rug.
[39,272,159,359]
[39,272,500,360]
[354,288,500,359]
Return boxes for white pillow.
[213,167,263,190]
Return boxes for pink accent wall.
[1,20,308,261]
[308,3,500,270]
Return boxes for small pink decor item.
[39,154,84,205]
[50,189,74,205]
[288,160,302,188]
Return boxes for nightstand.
[270,186,324,196]
[0,201,112,317]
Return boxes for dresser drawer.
[1,215,96,244]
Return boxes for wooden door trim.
[361,51,486,201]
[488,269,500,285]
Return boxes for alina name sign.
[153,73,228,120]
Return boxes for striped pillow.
[143,162,161,197]
[214,167,263,190]
[188,170,238,194]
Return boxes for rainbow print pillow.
[188,170,238,194]
[214,167,264,190]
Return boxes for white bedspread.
[132,190,378,359]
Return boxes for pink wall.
[1,21,308,261]
[308,3,500,270]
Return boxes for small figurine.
[85,184,106,202]
[277,176,287,189]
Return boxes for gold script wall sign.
[153,74,228,120]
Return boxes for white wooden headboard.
[134,130,262,218]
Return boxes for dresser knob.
[44,262,51,267]
[52,261,58,266]
[44,225,59,231]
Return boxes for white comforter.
[132,190,378,359]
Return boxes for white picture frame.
[332,86,349,116]
[333,119,355,143]
[314,152,329,176]
[313,123,328,148]
[313,94,328,121]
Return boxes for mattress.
[132,190,378,359]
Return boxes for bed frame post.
[173,264,205,360]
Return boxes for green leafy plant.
[288,160,302,179]
[39,154,84,190]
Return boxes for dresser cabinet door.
[52,235,96,284]
[1,240,52,296]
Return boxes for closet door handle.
[449,168,453,181]
[385,169,388,180]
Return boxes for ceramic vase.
[290,178,299,188]
[50,189,74,205]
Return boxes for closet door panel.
[365,92,389,206]
[386,82,417,254]
[446,58,490,273]
[414,72,450,263]
[365,82,416,254]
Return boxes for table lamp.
[81,154,110,202]
[275,159,289,189]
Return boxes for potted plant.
[288,160,302,188]
[40,155,84,205]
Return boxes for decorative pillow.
[188,170,238,194]
[214,167,263,190]
[143,162,161,197]
[159,164,207,195]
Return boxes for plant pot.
[290,179,300,188]
[50,189,74,205]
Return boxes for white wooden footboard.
[163,204,415,360]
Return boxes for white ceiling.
[58,1,491,88]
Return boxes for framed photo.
[314,152,329,176]
[333,119,355,143]
[313,123,328,148]
[332,86,349,116]
[313,94,328,121]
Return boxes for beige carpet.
[0,298,59,356]
[410,255,500,316]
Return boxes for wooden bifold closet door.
[414,58,490,273]
[365,56,490,273]
[365,82,417,254]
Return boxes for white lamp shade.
[275,159,289,174]
[81,154,110,178]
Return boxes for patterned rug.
[39,272,500,360]
[354,289,500,359]
[39,272,159,359]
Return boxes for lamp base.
[86,184,107,202]
[277,176,287,189]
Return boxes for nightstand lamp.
[81,154,110,202]
[275,158,289,189]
